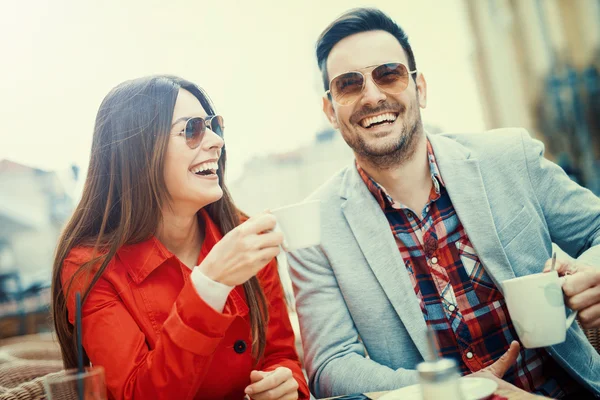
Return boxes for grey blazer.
[288,128,600,398]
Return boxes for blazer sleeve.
[62,255,236,400]
[287,246,419,398]
[521,130,600,267]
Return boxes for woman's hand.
[198,212,283,286]
[245,367,299,400]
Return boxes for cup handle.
[558,276,579,329]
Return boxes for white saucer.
[378,377,498,400]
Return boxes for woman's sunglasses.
[325,62,417,106]
[179,115,224,149]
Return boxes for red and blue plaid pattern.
[356,141,578,397]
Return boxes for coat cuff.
[190,266,234,312]
[163,278,236,356]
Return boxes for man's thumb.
[485,341,520,378]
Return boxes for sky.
[0,0,485,186]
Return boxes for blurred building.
[464,0,600,193]
[0,160,76,337]
[0,160,75,285]
[229,129,355,216]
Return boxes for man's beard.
[341,100,424,170]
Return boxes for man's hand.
[467,341,528,393]
[245,367,299,400]
[544,258,600,329]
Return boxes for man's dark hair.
[316,8,417,92]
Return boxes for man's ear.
[415,72,427,109]
[322,96,339,129]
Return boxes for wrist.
[198,259,224,284]
[191,267,234,312]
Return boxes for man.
[288,7,600,399]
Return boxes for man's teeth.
[360,113,398,128]
[191,161,219,174]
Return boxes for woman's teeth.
[191,161,218,175]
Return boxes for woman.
[51,75,309,400]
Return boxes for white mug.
[271,200,321,252]
[502,271,577,348]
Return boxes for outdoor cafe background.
[0,0,598,360]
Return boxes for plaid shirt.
[357,141,578,398]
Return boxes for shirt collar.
[120,209,222,284]
[426,139,445,190]
[356,139,445,210]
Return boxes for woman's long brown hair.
[51,75,268,368]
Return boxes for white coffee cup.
[502,271,577,349]
[271,200,321,252]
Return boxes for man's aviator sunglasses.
[325,62,417,106]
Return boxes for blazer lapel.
[340,167,430,359]
[428,134,516,288]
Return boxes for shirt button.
[234,340,247,354]
[448,305,456,312]
[466,352,474,359]
[425,206,430,213]
[431,257,438,264]
[407,212,413,219]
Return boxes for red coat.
[62,210,309,400]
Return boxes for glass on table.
[43,366,107,400]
